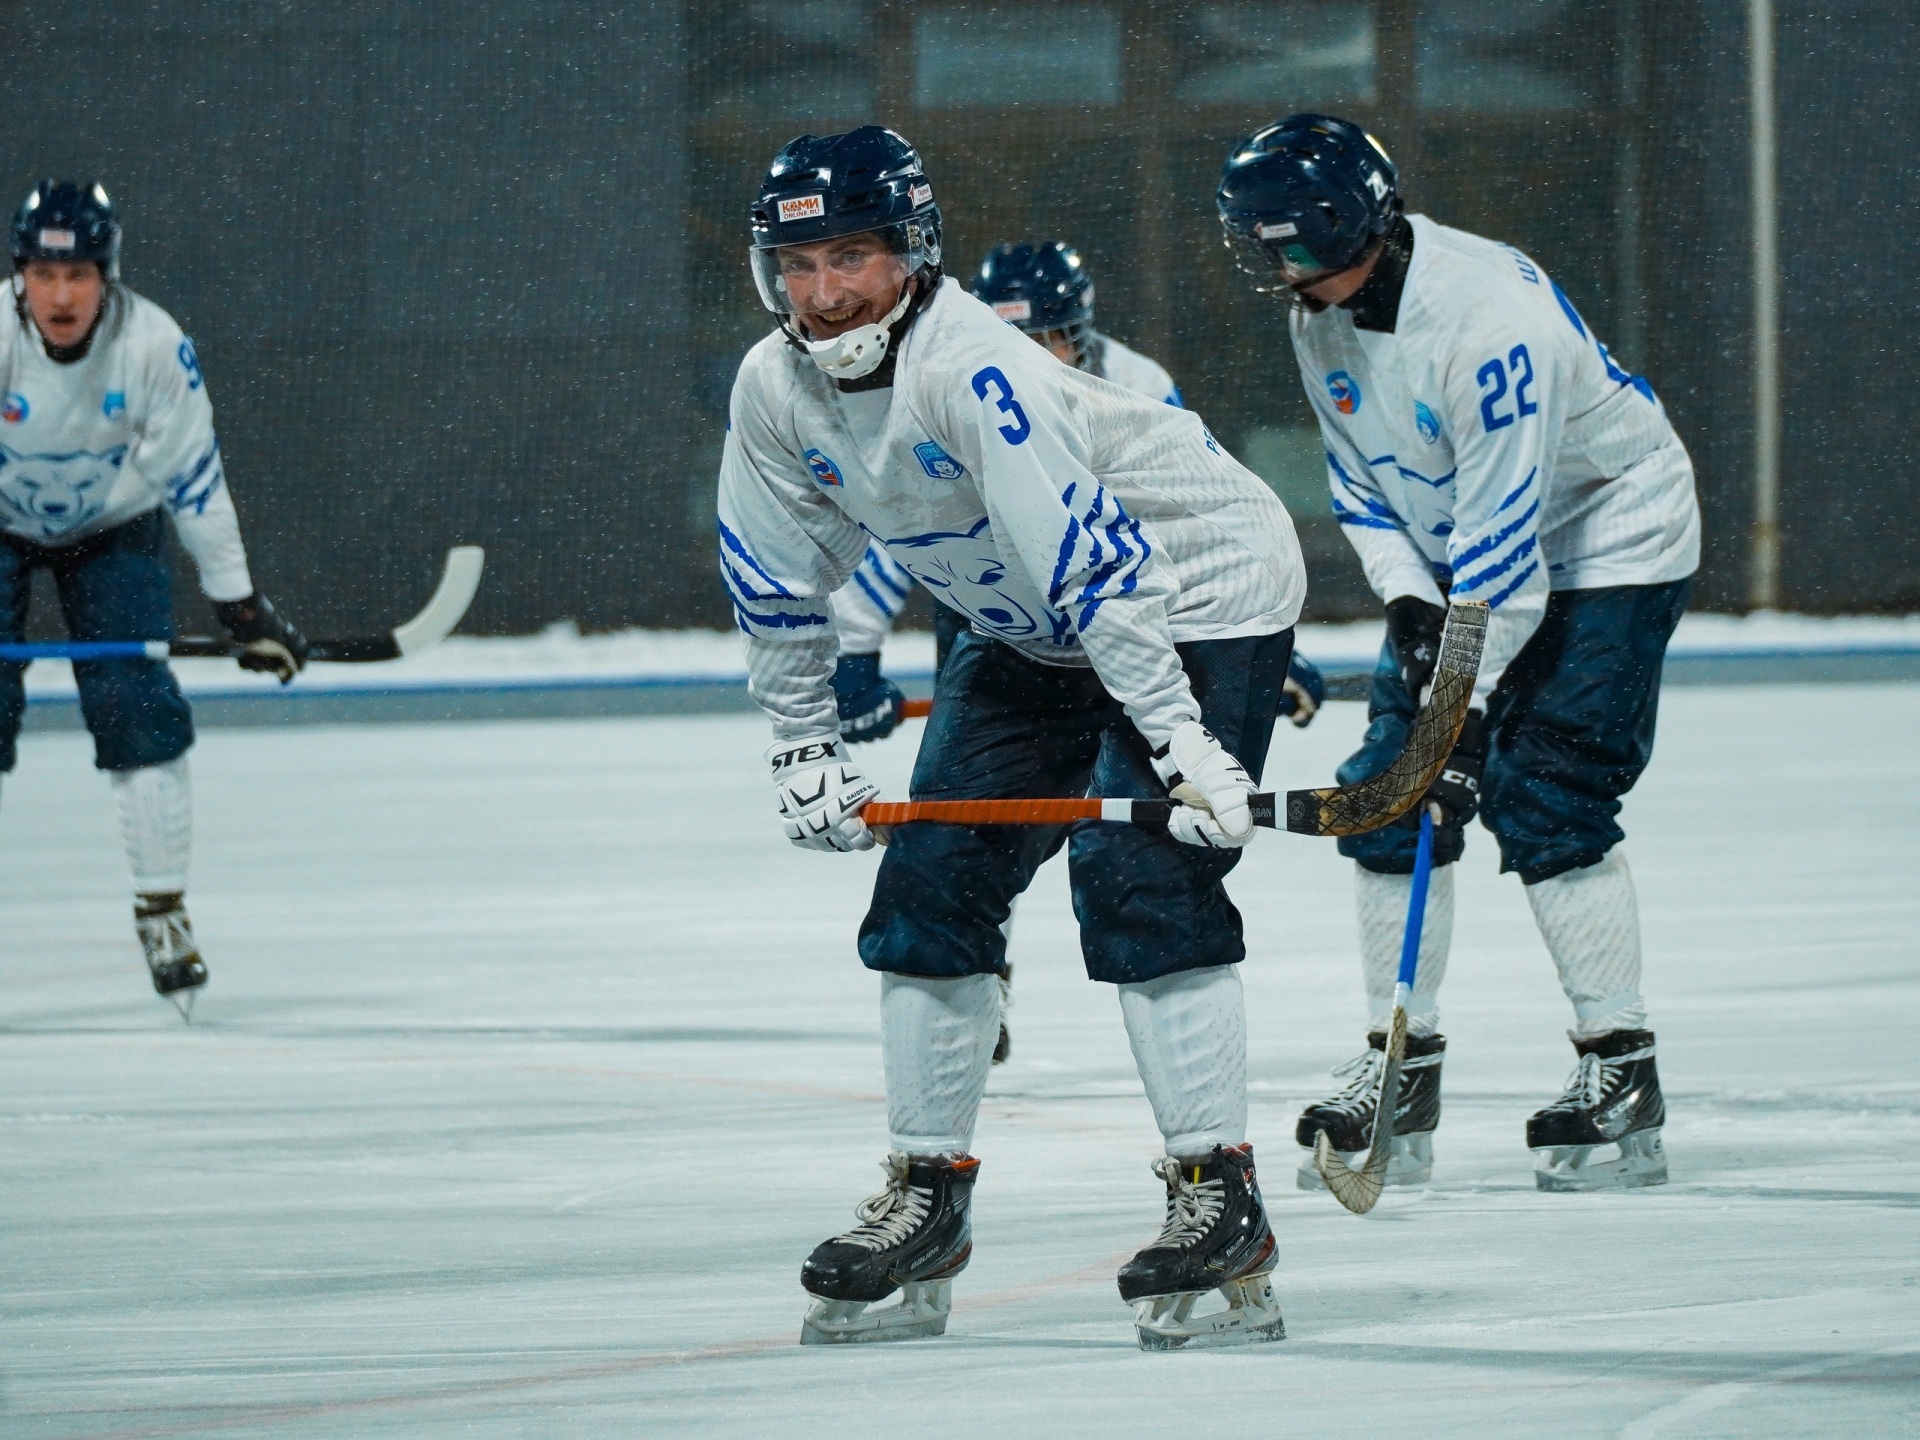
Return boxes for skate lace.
[1323,1047,1386,1114]
[1148,1157,1225,1248]
[136,909,195,966]
[838,1154,932,1253]
[1555,1053,1605,1110]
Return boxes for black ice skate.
[1295,1031,1445,1191]
[135,893,206,1023]
[1118,1143,1285,1351]
[799,1151,978,1344]
[1528,1028,1667,1192]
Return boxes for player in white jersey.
[1218,116,1701,1192]
[721,127,1305,1348]
[1,182,307,1016]
[824,237,1328,1064]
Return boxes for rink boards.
[19,638,1920,731]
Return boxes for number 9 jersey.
[1289,214,1699,705]
[717,276,1305,753]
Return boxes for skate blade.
[1131,1272,1285,1352]
[800,1278,952,1345]
[167,990,197,1025]
[1297,1132,1433,1192]
[1533,1129,1667,1192]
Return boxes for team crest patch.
[1326,370,1361,415]
[914,441,966,481]
[2,393,26,424]
[103,391,126,419]
[804,448,844,488]
[777,194,825,224]
[1413,400,1441,444]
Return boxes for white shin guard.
[109,756,192,895]
[1525,849,1647,1037]
[1355,862,1454,1037]
[1118,965,1248,1157]
[881,972,1001,1155]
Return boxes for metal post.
[1748,0,1781,610]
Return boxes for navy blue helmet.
[971,241,1095,365]
[11,180,122,280]
[748,125,941,320]
[1216,115,1398,299]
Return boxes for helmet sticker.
[1326,370,1362,416]
[777,194,825,224]
[910,183,933,207]
[39,228,75,250]
[1255,221,1298,240]
[992,300,1032,322]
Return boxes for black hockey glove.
[1385,595,1447,700]
[1279,652,1326,729]
[1419,708,1487,827]
[212,591,309,685]
[830,652,906,744]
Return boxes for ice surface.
[3,685,1918,1437]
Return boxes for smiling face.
[775,232,911,340]
[20,260,106,349]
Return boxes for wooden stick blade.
[1313,1006,1409,1216]
[1285,601,1488,837]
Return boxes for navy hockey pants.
[0,509,195,774]
[1338,580,1690,885]
[860,627,1294,985]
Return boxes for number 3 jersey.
[1289,214,1699,702]
[718,277,1305,750]
[0,285,253,599]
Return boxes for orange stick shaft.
[900,697,933,719]
[863,798,1106,826]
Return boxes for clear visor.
[1220,227,1337,297]
[750,222,936,319]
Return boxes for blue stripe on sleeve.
[1481,558,1541,611]
[1452,533,1538,596]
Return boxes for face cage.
[1026,317,1096,369]
[1220,227,1341,308]
[750,220,938,318]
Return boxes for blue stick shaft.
[1396,807,1436,990]
[0,641,167,661]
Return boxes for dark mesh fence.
[6,2,1916,635]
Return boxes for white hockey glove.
[767,735,881,853]
[1151,720,1258,849]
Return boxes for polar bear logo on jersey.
[0,442,128,540]
[882,516,1061,644]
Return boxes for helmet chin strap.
[802,283,916,381]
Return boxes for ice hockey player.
[0,181,308,1018]
[1216,116,1700,1192]
[830,238,1325,733]
[720,126,1305,1348]
[826,236,1327,1065]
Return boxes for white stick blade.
[393,546,485,657]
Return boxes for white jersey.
[827,325,1186,656]
[721,277,1304,748]
[0,285,252,599]
[1290,214,1699,701]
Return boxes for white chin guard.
[803,286,913,381]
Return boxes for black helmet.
[11,180,122,281]
[748,125,942,319]
[971,241,1096,366]
[1216,115,1398,300]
